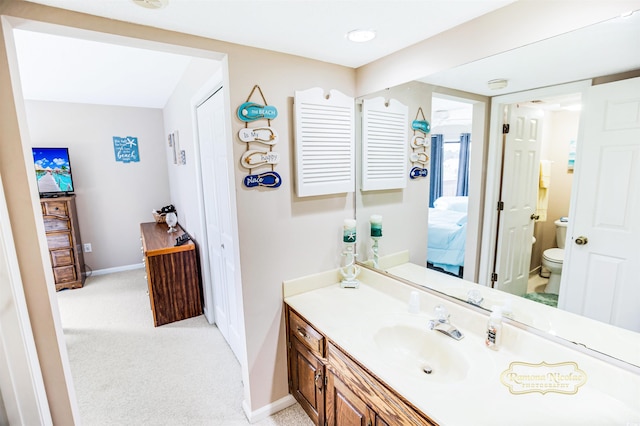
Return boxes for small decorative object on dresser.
[40,195,85,291]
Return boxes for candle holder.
[340,241,360,288]
[371,236,381,268]
[369,214,383,268]
[340,219,359,288]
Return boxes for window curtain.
[429,134,444,207]
[456,133,471,196]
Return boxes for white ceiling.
[10,1,640,109]
[13,29,196,108]
[22,0,515,68]
[420,11,640,97]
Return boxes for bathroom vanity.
[284,267,640,425]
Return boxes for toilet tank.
[554,219,568,249]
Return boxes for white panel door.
[496,105,543,296]
[560,77,640,332]
[196,87,242,358]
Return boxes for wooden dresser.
[140,222,202,326]
[40,195,85,291]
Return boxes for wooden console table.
[140,222,202,326]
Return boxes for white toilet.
[542,219,568,294]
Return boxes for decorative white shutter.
[361,97,408,191]
[294,88,355,197]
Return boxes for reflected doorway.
[427,95,474,278]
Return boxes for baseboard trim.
[90,263,144,276]
[242,394,296,424]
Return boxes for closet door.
[196,86,243,359]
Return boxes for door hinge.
[491,272,498,282]
[324,375,328,387]
[503,124,510,134]
[497,201,504,211]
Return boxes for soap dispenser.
[485,306,503,350]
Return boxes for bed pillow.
[433,196,468,212]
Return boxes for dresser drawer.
[51,249,74,267]
[53,265,76,284]
[43,201,68,216]
[46,232,72,249]
[43,216,71,232]
[289,309,325,358]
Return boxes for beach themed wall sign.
[238,85,281,189]
[113,136,140,163]
[409,107,429,180]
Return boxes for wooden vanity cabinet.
[287,309,326,426]
[40,196,85,291]
[326,369,380,426]
[286,305,436,426]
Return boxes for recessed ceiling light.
[132,0,168,9]
[346,29,376,43]
[488,79,508,90]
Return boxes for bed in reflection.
[427,196,467,277]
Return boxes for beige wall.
[228,47,355,410]
[24,100,171,271]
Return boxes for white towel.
[536,160,551,221]
[539,160,551,189]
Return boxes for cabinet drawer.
[51,249,74,267]
[289,310,325,358]
[43,201,68,215]
[53,265,76,283]
[43,216,71,232]
[46,232,72,249]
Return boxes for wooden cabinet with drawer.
[140,222,202,327]
[287,309,326,425]
[40,195,85,291]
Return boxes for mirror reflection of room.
[427,95,473,278]
[524,94,580,308]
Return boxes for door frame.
[430,91,488,283]
[478,80,591,287]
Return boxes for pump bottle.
[485,306,503,350]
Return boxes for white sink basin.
[373,323,469,382]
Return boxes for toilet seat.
[543,248,564,264]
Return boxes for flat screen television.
[32,147,75,197]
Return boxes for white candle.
[343,219,356,243]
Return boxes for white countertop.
[385,261,640,368]
[284,268,640,426]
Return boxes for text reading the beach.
[113,136,140,163]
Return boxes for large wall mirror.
[355,12,640,368]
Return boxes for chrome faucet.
[428,305,464,340]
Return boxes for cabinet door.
[326,369,375,426]
[290,337,325,426]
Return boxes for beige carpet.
[56,268,312,426]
